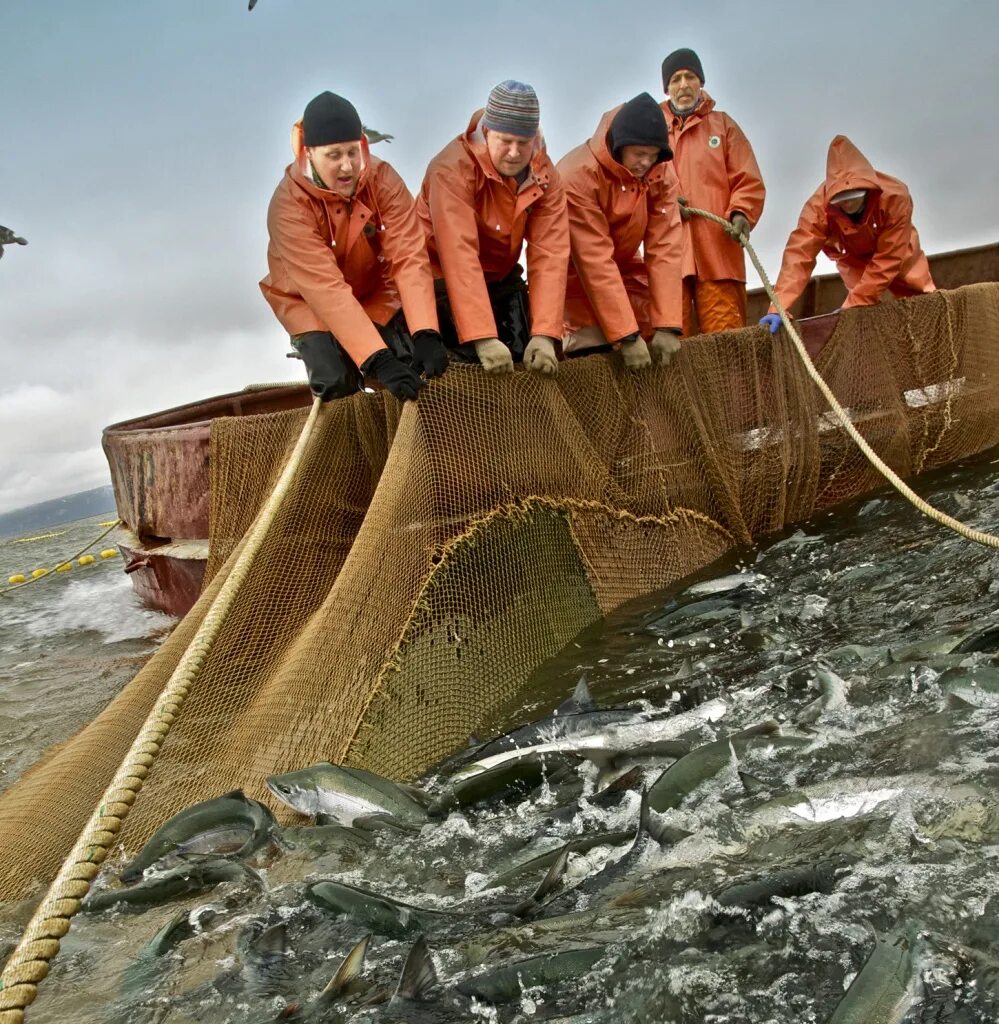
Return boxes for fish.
[276,822,373,852]
[937,664,999,705]
[430,751,581,814]
[306,879,448,939]
[456,945,606,1003]
[119,789,275,882]
[455,698,727,780]
[826,926,921,1023]
[86,858,261,913]
[266,762,430,827]
[796,664,851,723]
[458,676,641,763]
[684,572,762,597]
[714,857,850,913]
[647,721,811,812]
[483,828,636,892]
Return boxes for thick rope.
[0,397,323,1022]
[1,520,122,597]
[681,201,999,550]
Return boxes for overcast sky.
[1,0,997,515]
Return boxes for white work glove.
[523,335,558,375]
[474,337,514,374]
[649,329,682,367]
[619,334,651,370]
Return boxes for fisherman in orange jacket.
[760,135,935,332]
[559,93,683,368]
[261,92,448,401]
[417,81,569,376]
[660,48,766,337]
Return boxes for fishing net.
[0,283,997,901]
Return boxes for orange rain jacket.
[770,135,935,311]
[558,106,683,342]
[416,110,570,344]
[260,121,438,369]
[661,92,765,283]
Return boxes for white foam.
[23,573,174,644]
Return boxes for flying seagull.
[0,226,27,260]
[363,127,394,144]
[248,0,258,9]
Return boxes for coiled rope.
[1,520,122,597]
[681,201,999,550]
[0,396,323,1022]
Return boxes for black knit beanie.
[609,93,672,162]
[661,48,705,91]
[302,92,363,147]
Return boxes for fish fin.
[220,788,247,801]
[320,933,370,1000]
[466,735,481,748]
[394,935,437,1001]
[354,814,421,834]
[399,784,434,809]
[738,771,768,796]
[945,693,977,711]
[671,658,694,681]
[557,674,594,715]
[512,846,570,918]
[635,786,691,849]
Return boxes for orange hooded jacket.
[558,106,683,342]
[260,121,438,369]
[416,110,569,344]
[771,135,935,311]
[661,92,765,283]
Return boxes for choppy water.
[0,515,172,788]
[4,458,999,1023]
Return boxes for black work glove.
[361,348,425,401]
[293,332,360,402]
[411,329,449,379]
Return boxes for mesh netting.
[0,283,997,901]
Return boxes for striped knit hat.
[481,80,540,138]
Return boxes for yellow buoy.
[31,568,48,578]
[56,563,72,573]
[100,549,119,559]
[8,574,26,585]
[78,554,96,566]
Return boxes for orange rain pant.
[681,277,747,337]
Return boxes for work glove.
[678,197,691,221]
[293,333,359,402]
[360,348,425,400]
[474,337,514,374]
[648,329,682,367]
[759,313,783,335]
[523,335,558,375]
[411,329,449,379]
[618,332,651,370]
[726,212,751,241]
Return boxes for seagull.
[248,0,258,9]
[362,127,394,144]
[0,226,27,260]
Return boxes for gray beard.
[669,96,702,119]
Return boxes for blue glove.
[759,313,782,335]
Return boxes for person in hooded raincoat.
[660,48,766,337]
[260,91,448,402]
[416,80,570,376]
[759,135,935,331]
[558,93,683,370]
